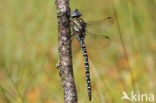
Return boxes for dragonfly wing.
[84,32,111,50]
[71,36,81,55]
[86,17,114,33]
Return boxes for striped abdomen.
[79,39,92,101]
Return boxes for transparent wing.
[71,36,81,54]
[86,17,114,34]
[71,17,113,53]
[71,32,111,53]
[84,32,111,50]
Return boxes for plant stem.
[55,0,78,102]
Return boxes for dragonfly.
[70,9,113,101]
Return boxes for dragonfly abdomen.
[79,39,92,101]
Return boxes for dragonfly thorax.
[72,17,87,40]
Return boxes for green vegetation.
[0,0,156,103]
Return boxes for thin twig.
[55,0,77,102]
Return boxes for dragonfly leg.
[70,34,75,37]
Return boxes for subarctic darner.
[70,9,113,101]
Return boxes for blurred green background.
[0,0,156,103]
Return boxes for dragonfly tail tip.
[89,95,91,101]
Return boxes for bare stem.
[55,0,77,103]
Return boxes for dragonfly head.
[71,9,82,18]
